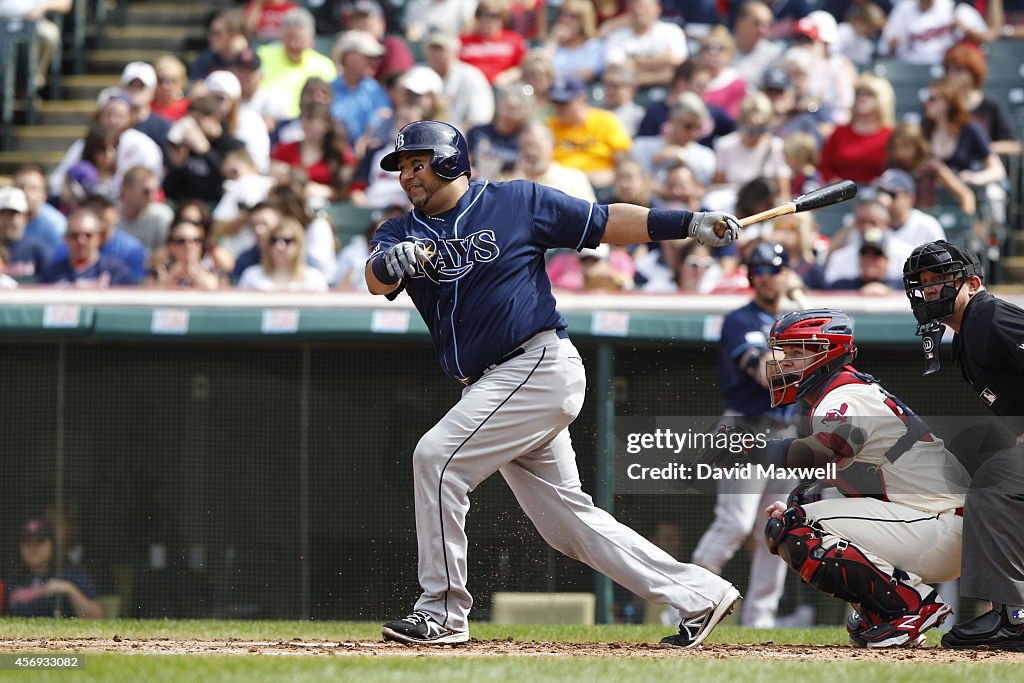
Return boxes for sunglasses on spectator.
[750,265,783,276]
[271,236,297,247]
[701,43,726,52]
[169,236,203,245]
[65,231,101,241]
[678,120,702,130]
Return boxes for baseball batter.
[365,120,741,647]
[759,310,969,647]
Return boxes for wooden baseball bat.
[714,179,859,237]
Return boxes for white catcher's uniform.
[799,371,969,592]
[412,330,735,631]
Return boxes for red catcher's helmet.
[767,309,857,407]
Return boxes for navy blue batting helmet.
[379,120,471,180]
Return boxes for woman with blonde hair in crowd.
[147,220,225,290]
[152,55,190,121]
[818,73,894,184]
[885,121,976,215]
[266,182,337,284]
[713,92,791,201]
[237,217,329,292]
[548,0,604,82]
[699,26,745,120]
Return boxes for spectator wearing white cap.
[791,10,856,126]
[330,30,392,147]
[424,28,494,134]
[121,61,173,153]
[204,70,271,173]
[47,91,164,200]
[0,186,51,280]
[256,7,336,120]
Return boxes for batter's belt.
[459,329,570,386]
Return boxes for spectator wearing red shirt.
[243,0,299,43]
[270,101,355,200]
[152,55,189,122]
[458,0,528,84]
[819,73,894,184]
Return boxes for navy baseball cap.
[762,67,791,91]
[549,76,587,104]
[860,227,888,256]
[873,169,916,196]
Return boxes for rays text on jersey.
[408,230,500,283]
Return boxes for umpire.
[903,240,1024,651]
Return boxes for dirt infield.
[1,637,1021,662]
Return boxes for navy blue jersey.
[718,300,785,417]
[370,180,608,382]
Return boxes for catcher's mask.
[902,240,982,329]
[767,309,856,407]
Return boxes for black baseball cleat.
[382,610,469,645]
[660,586,741,648]
[941,608,1024,652]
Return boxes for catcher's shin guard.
[765,506,922,622]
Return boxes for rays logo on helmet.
[408,230,500,283]
[396,133,405,148]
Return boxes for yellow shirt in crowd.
[256,45,337,120]
[547,109,632,174]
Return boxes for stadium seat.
[314,34,334,59]
[984,40,1024,85]
[324,202,377,242]
[921,204,972,245]
[812,202,853,237]
[870,60,943,87]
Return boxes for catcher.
[742,309,969,648]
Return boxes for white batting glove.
[689,211,741,247]
[383,241,429,278]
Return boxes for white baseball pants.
[410,330,735,632]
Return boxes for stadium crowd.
[0,0,1021,293]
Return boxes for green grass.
[17,655,1024,683]
[1,620,1019,683]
